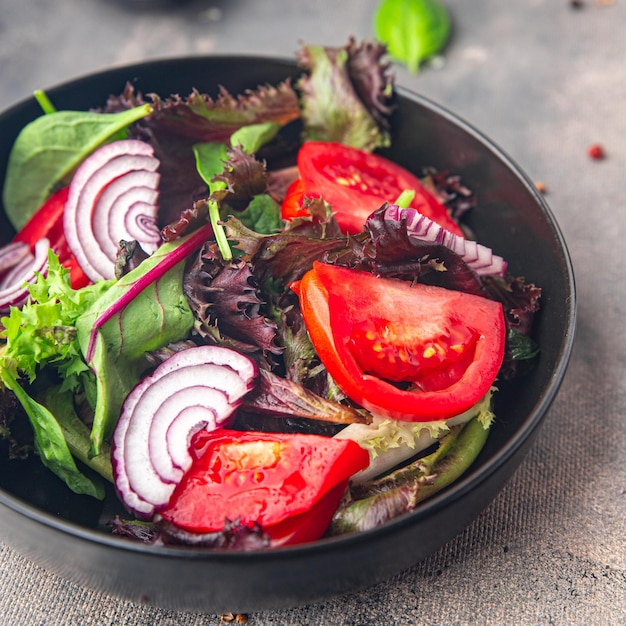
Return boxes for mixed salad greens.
[0,39,541,549]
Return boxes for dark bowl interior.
[0,56,576,614]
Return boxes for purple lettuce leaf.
[183,244,281,355]
[481,275,542,336]
[101,81,301,227]
[109,515,271,551]
[241,368,370,425]
[210,146,269,210]
[357,206,486,295]
[224,198,348,286]
[421,168,478,223]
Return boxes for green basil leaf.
[3,104,153,230]
[374,0,451,73]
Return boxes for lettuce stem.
[33,90,57,115]
[209,199,233,261]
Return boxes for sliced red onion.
[0,241,32,275]
[112,346,258,519]
[384,205,508,276]
[0,239,50,312]
[63,139,162,283]
[1,250,36,288]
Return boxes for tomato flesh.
[293,262,506,421]
[281,141,464,236]
[349,316,479,389]
[160,428,369,546]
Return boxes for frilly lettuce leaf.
[337,415,449,459]
[297,38,394,151]
[102,81,301,227]
[335,390,495,484]
[340,390,495,457]
[1,250,111,387]
[183,247,280,355]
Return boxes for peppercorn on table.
[1,1,625,624]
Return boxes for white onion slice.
[63,140,161,282]
[112,346,258,519]
[0,239,50,312]
[384,205,508,276]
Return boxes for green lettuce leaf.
[297,38,394,151]
[75,238,196,455]
[335,390,495,483]
[0,369,105,499]
[39,385,113,483]
[1,250,111,386]
[230,121,282,154]
[224,194,283,235]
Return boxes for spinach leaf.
[374,0,451,73]
[3,104,153,230]
[0,369,105,499]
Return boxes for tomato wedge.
[281,141,464,236]
[159,428,369,547]
[281,178,310,220]
[13,186,90,289]
[292,262,505,421]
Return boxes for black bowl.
[0,55,576,613]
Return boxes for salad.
[0,39,541,550]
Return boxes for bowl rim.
[0,53,577,563]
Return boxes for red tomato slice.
[281,141,464,236]
[257,481,350,547]
[159,429,369,546]
[292,262,505,421]
[281,178,310,220]
[13,186,90,289]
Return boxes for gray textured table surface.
[1,1,625,624]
